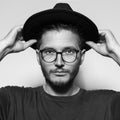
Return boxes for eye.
[43,49,55,55]
[64,48,76,55]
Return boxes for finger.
[99,33,106,43]
[5,25,23,40]
[86,41,100,51]
[99,29,116,43]
[99,29,109,43]
[99,29,112,33]
[23,39,37,49]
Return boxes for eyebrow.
[40,46,79,51]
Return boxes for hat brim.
[22,9,99,50]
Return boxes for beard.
[40,64,79,94]
[45,76,74,94]
[44,68,78,94]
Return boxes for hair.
[36,23,85,50]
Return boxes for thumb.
[86,41,97,49]
[24,39,37,49]
[86,41,102,52]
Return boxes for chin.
[50,74,70,84]
[46,75,74,94]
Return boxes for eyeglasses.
[39,48,79,63]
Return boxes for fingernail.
[86,41,91,44]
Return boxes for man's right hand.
[0,26,37,61]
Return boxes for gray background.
[0,0,120,91]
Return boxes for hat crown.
[23,3,99,51]
[53,3,73,11]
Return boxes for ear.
[80,49,86,65]
[36,49,41,65]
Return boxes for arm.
[0,26,37,119]
[0,88,10,120]
[86,30,120,66]
[0,25,37,61]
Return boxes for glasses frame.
[39,48,80,63]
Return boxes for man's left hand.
[86,30,120,65]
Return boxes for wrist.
[110,44,120,65]
[0,40,11,61]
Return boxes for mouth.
[52,70,69,76]
[53,72,68,76]
[51,69,69,77]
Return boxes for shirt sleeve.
[0,87,10,120]
[105,92,120,120]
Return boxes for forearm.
[110,44,120,66]
[0,40,11,61]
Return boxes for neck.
[43,83,80,97]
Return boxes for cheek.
[71,64,80,74]
[68,59,81,74]
[40,61,53,74]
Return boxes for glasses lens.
[41,48,79,63]
[42,49,56,62]
[63,49,77,63]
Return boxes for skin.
[86,30,120,65]
[0,26,120,96]
[36,29,85,96]
[0,26,37,61]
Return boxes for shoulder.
[0,85,43,99]
[83,90,120,119]
[0,86,43,107]
[0,86,43,118]
[81,89,120,106]
[82,89,117,99]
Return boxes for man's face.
[36,29,85,93]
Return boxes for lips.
[54,72,67,75]
[52,70,69,76]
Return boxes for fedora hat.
[22,3,99,50]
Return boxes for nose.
[54,54,65,68]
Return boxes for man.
[0,3,120,120]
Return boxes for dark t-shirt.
[0,86,120,120]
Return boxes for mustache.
[50,69,70,73]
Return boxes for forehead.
[40,29,80,50]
